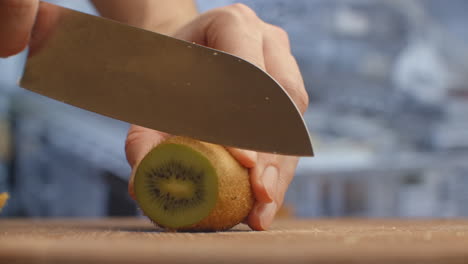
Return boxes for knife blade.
[20,2,313,156]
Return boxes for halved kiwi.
[134,137,254,231]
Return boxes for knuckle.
[278,76,309,111]
[271,25,289,40]
[266,24,290,47]
[218,3,258,23]
[228,3,258,19]
[293,89,310,113]
[274,177,289,206]
[277,75,302,94]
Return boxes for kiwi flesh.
[134,136,254,231]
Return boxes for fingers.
[246,164,279,230]
[225,147,257,168]
[247,154,299,230]
[0,0,39,57]
[247,25,308,230]
[262,23,309,113]
[247,202,277,231]
[249,156,277,205]
[273,156,299,209]
[247,154,280,230]
[125,125,171,168]
[175,3,266,70]
[125,125,171,199]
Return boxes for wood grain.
[1,218,468,263]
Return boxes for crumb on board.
[0,192,9,211]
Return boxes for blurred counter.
[1,218,467,263]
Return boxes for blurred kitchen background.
[1,0,467,218]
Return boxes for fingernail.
[258,202,278,230]
[262,166,278,202]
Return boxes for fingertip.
[125,126,170,168]
[226,148,257,168]
[247,204,263,231]
[248,202,277,231]
[259,202,278,230]
[0,40,28,57]
[241,150,258,167]
[124,126,171,200]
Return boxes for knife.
[20,2,313,156]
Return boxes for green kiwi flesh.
[134,143,218,229]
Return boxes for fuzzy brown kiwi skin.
[139,136,255,232]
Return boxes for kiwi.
[134,136,254,231]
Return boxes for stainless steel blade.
[20,2,313,156]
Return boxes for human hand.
[0,1,64,58]
[126,4,309,231]
[0,0,39,57]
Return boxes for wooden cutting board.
[1,218,467,263]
